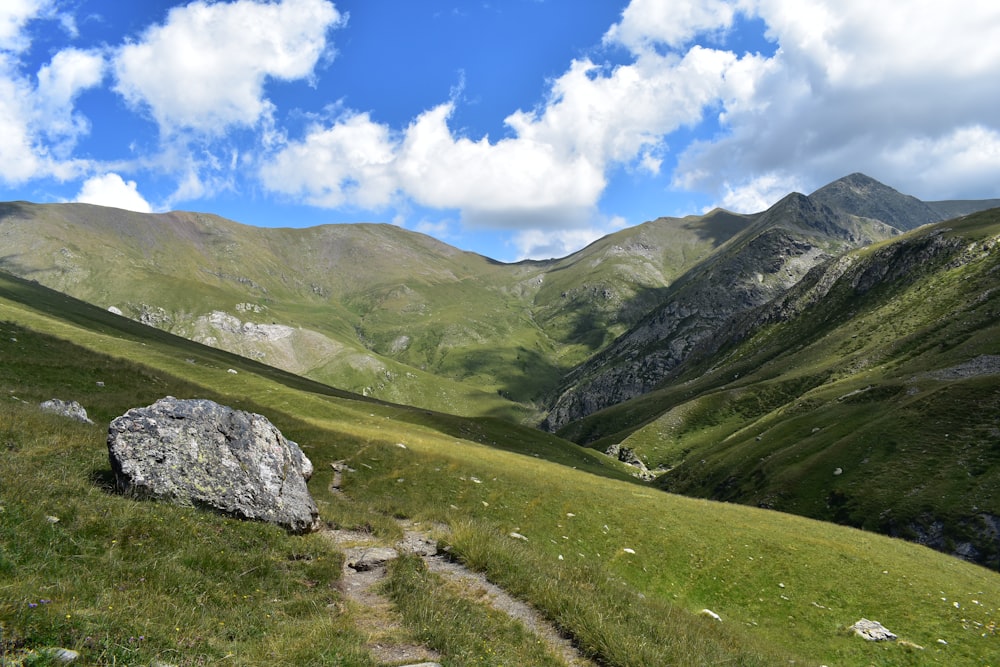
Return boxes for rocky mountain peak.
[808,173,942,230]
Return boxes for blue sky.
[2,1,999,261]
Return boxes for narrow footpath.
[326,462,597,667]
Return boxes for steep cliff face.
[541,192,895,431]
[693,227,971,359]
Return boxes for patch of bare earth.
[324,520,596,667]
[327,528,442,666]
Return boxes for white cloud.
[0,65,44,184]
[604,0,740,51]
[113,0,344,135]
[396,102,606,227]
[0,17,100,185]
[75,173,153,213]
[882,125,1000,200]
[263,45,758,229]
[510,226,613,261]
[670,0,1000,205]
[716,172,804,213]
[0,0,50,52]
[261,110,397,209]
[35,48,105,149]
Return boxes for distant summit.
[809,172,942,230]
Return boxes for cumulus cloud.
[75,173,153,213]
[35,48,105,150]
[262,44,759,229]
[603,0,739,51]
[113,0,344,135]
[0,3,101,184]
[261,110,397,209]
[0,0,51,52]
[669,0,1000,209]
[0,58,44,184]
[716,172,804,213]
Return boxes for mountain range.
[3,172,1000,567]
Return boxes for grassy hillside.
[0,201,741,421]
[541,191,901,430]
[558,208,1000,567]
[2,272,1000,664]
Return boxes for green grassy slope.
[558,208,1000,568]
[2,268,1000,665]
[0,202,743,421]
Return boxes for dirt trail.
[422,552,595,667]
[325,465,596,666]
[326,523,598,666]
[326,527,442,666]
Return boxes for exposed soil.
[327,524,596,663]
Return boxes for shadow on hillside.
[682,209,754,244]
[90,468,117,494]
[448,346,565,404]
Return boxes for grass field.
[2,273,999,665]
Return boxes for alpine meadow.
[3,173,1000,665]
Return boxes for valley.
[2,173,1000,664]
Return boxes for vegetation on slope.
[0,201,741,420]
[2,268,999,665]
[558,209,1000,567]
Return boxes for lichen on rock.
[107,397,319,533]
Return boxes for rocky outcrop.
[682,227,974,371]
[884,512,1000,570]
[541,190,992,433]
[849,618,897,641]
[107,397,319,533]
[542,194,877,432]
[605,444,655,480]
[39,399,93,424]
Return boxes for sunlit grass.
[2,270,1000,665]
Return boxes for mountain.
[808,172,945,230]
[3,252,1000,666]
[0,200,742,419]
[555,207,1000,567]
[811,172,1000,228]
[542,174,1000,430]
[540,187,901,430]
[4,173,1000,568]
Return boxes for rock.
[849,618,897,641]
[42,647,79,663]
[898,640,924,650]
[397,532,438,557]
[700,609,722,621]
[39,399,93,424]
[605,444,655,481]
[107,397,319,533]
[346,547,399,571]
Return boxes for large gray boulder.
[107,397,319,533]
